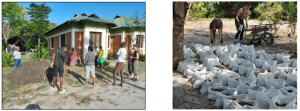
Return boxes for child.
[84,46,96,86]
[70,48,76,66]
[13,46,22,68]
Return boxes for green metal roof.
[44,13,145,35]
[112,15,145,29]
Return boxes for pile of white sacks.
[178,43,297,109]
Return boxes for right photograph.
[173,1,297,109]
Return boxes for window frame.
[136,35,144,48]
[60,34,66,48]
[50,37,54,48]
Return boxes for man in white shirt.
[113,42,127,87]
[13,46,22,68]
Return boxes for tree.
[185,1,192,24]
[173,2,188,68]
[131,10,145,46]
[2,22,13,45]
[2,2,27,43]
[188,2,207,20]
[26,2,52,46]
[48,22,58,30]
[254,2,283,23]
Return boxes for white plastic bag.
[231,99,259,109]
[200,81,213,94]
[232,65,239,72]
[247,86,267,100]
[238,66,247,75]
[228,78,239,88]
[207,86,227,100]
[255,59,265,69]
[280,86,297,95]
[256,91,272,109]
[269,95,296,109]
[286,73,297,87]
[192,79,205,88]
[265,78,286,89]
[236,80,251,94]
[245,68,255,77]
[239,77,257,87]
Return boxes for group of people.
[209,3,251,46]
[50,42,140,94]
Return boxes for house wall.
[47,22,84,37]
[75,31,84,59]
[66,32,71,57]
[49,36,59,55]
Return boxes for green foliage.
[2,50,13,68]
[30,43,50,61]
[287,2,296,23]
[139,54,145,62]
[189,2,207,20]
[103,60,110,67]
[2,2,28,37]
[254,2,283,23]
[107,52,113,60]
[26,2,52,46]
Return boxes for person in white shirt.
[112,42,127,87]
[13,46,22,68]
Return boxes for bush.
[107,52,113,60]
[30,43,50,61]
[103,60,110,67]
[139,54,145,62]
[2,50,13,68]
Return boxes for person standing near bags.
[128,45,135,78]
[209,18,223,46]
[13,46,22,69]
[98,46,104,70]
[83,46,96,86]
[131,44,139,81]
[51,45,69,94]
[113,42,127,87]
[234,3,251,45]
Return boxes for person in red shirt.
[209,18,223,46]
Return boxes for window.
[50,38,54,48]
[136,35,144,48]
[89,32,101,48]
[108,36,111,48]
[60,34,66,48]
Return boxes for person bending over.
[209,18,223,46]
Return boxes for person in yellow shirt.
[98,46,104,70]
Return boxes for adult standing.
[50,45,69,94]
[234,3,251,45]
[209,18,223,46]
[94,46,99,68]
[131,44,139,81]
[98,46,104,70]
[128,45,135,78]
[113,42,127,87]
[13,46,22,68]
[83,46,96,86]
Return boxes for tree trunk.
[173,2,187,68]
[185,1,192,24]
[38,36,40,46]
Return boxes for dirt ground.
[2,59,146,109]
[173,20,297,109]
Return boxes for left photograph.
[2,2,145,109]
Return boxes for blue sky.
[18,2,145,25]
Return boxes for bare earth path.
[3,61,145,109]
